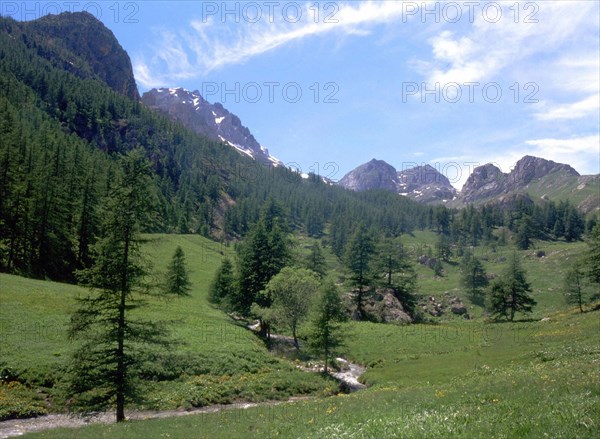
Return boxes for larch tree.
[68,149,176,422]
[345,224,376,320]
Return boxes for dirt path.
[0,398,309,438]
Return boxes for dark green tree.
[488,252,536,321]
[515,215,533,250]
[164,246,191,296]
[585,224,600,286]
[68,149,172,422]
[235,205,291,315]
[305,242,327,279]
[345,224,376,319]
[460,252,488,306]
[436,234,452,262]
[209,257,236,305]
[308,281,347,373]
[375,238,417,313]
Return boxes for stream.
[0,327,366,438]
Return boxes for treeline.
[438,199,591,251]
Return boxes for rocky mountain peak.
[509,155,579,187]
[338,160,457,203]
[141,88,280,166]
[21,12,139,100]
[338,159,399,192]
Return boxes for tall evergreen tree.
[209,257,236,306]
[236,205,291,315]
[563,262,589,313]
[345,224,376,319]
[68,149,171,422]
[460,252,488,306]
[375,238,417,313]
[305,242,327,279]
[515,215,533,250]
[585,224,600,286]
[164,246,191,296]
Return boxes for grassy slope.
[23,308,599,438]
[3,232,599,437]
[0,235,335,419]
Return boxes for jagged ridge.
[142,87,281,166]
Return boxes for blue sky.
[12,1,600,188]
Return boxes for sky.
[10,1,600,188]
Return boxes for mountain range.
[139,85,599,213]
[337,157,599,213]
[1,11,597,218]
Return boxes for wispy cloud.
[134,1,412,88]
[420,2,596,85]
[534,94,600,121]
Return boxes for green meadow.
[1,233,598,438]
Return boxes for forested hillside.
[0,13,430,281]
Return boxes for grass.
[0,234,335,419]
[22,307,600,438]
[2,232,599,437]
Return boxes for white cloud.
[134,1,414,88]
[535,94,600,121]
[422,2,597,86]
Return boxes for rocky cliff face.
[459,156,581,204]
[142,88,280,165]
[397,164,457,203]
[460,163,506,203]
[506,155,579,189]
[20,12,139,100]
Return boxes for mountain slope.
[4,12,139,100]
[142,87,280,165]
[453,156,598,213]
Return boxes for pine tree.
[585,224,600,286]
[488,252,536,321]
[515,215,533,250]
[209,257,236,305]
[460,252,488,306]
[308,281,347,373]
[68,149,172,422]
[345,224,376,319]
[375,238,417,313]
[305,242,327,279]
[164,246,191,296]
